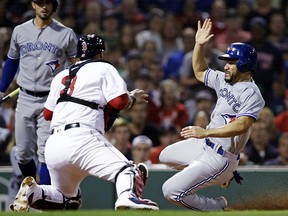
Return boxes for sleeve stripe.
[204,68,211,86]
[7,55,20,60]
[237,113,257,120]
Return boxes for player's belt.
[20,86,50,97]
[51,122,80,134]
[205,138,225,156]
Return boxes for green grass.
[4,210,288,216]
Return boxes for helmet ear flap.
[237,62,248,72]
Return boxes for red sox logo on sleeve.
[221,113,236,124]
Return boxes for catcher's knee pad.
[115,162,148,199]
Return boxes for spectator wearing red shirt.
[149,126,178,164]
[156,79,189,133]
[275,90,288,132]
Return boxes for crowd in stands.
[1,0,288,167]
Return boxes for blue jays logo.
[45,59,60,74]
[221,113,236,124]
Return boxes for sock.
[18,160,36,179]
[39,163,51,185]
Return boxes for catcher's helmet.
[75,34,105,60]
[32,0,58,12]
[218,43,257,72]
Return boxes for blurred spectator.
[0,27,13,67]
[148,59,164,107]
[122,49,145,91]
[140,40,159,70]
[129,13,147,35]
[258,107,279,146]
[244,119,278,165]
[214,8,251,52]
[275,90,288,133]
[0,0,12,27]
[268,11,288,89]
[161,14,183,65]
[185,90,215,125]
[149,125,178,164]
[131,135,152,166]
[162,27,195,81]
[177,0,201,29]
[264,132,288,165]
[247,16,285,114]
[236,0,254,31]
[127,102,160,146]
[179,37,223,104]
[105,47,125,76]
[138,0,184,15]
[76,1,102,35]
[208,0,227,36]
[109,118,132,160]
[100,10,120,51]
[249,0,280,24]
[136,8,164,56]
[119,24,137,56]
[117,0,144,28]
[133,73,159,125]
[82,22,101,37]
[192,110,210,129]
[5,1,30,28]
[156,79,189,132]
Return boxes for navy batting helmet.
[32,0,58,12]
[75,34,105,60]
[218,43,257,72]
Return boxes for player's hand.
[130,89,148,103]
[195,18,214,45]
[180,125,207,139]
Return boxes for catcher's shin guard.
[115,162,148,199]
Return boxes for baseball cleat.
[115,196,159,211]
[10,176,36,212]
[214,196,228,210]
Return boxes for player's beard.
[36,10,53,21]
[224,70,240,84]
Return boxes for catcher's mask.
[218,42,257,73]
[75,34,106,60]
[32,0,58,12]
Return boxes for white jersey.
[204,68,265,154]
[44,60,128,134]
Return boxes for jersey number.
[60,75,77,96]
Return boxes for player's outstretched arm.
[180,116,254,139]
[192,18,214,83]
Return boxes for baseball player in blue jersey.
[159,18,265,211]
[0,0,78,185]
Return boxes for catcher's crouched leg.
[114,162,159,210]
[10,176,82,212]
[114,162,146,198]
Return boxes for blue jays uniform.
[159,68,265,210]
[7,19,77,167]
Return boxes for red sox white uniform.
[43,60,134,198]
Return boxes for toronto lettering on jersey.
[219,88,241,112]
[19,41,64,58]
